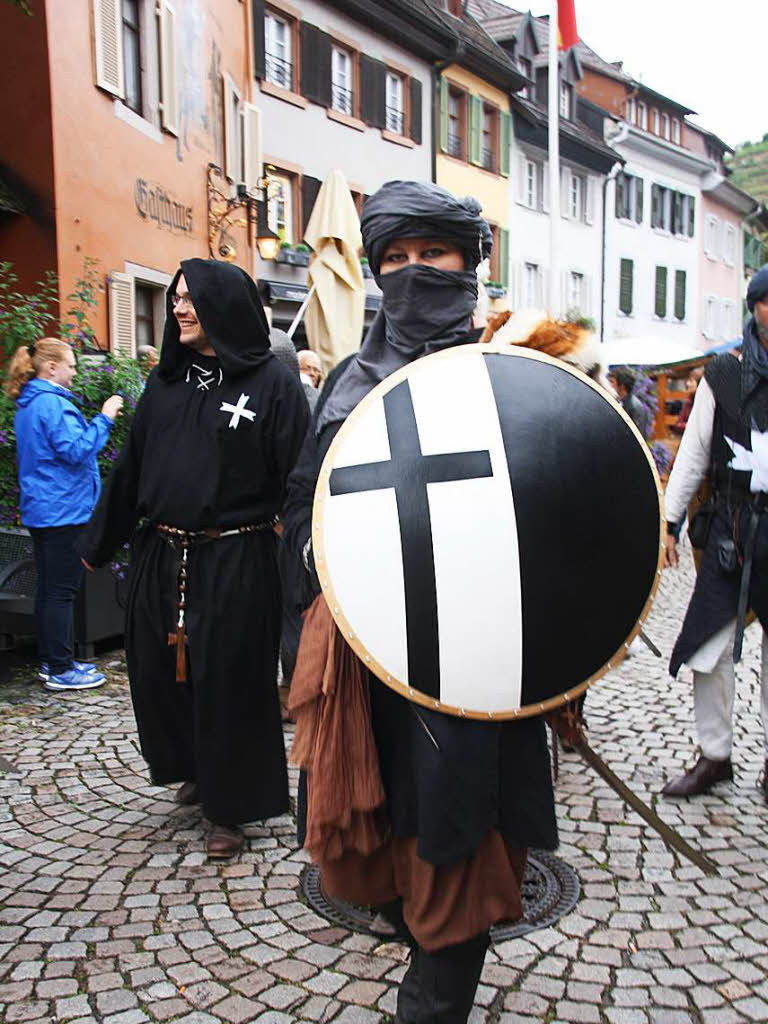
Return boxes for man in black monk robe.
[81,259,309,858]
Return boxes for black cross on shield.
[329,379,493,697]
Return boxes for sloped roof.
[423,0,523,87]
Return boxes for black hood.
[158,258,273,380]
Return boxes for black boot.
[411,931,489,1024]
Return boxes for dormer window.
[671,118,681,145]
[559,80,572,120]
[661,113,670,140]
[626,97,636,123]
[637,102,647,131]
[518,56,533,100]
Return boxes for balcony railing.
[386,105,404,135]
[331,83,353,115]
[265,52,293,90]
[447,131,463,159]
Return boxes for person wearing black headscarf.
[80,259,309,858]
[283,182,556,1024]
[663,264,768,802]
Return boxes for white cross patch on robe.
[725,429,768,492]
[220,393,256,429]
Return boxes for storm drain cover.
[300,849,579,943]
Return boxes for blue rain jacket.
[14,379,113,528]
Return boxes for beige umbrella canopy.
[299,169,365,376]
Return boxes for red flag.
[558,0,579,51]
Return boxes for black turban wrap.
[317,180,491,433]
[362,180,492,275]
[747,265,768,313]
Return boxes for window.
[654,266,668,318]
[568,271,584,312]
[661,113,670,139]
[122,0,142,114]
[267,173,294,243]
[721,299,737,338]
[637,102,647,131]
[385,71,405,135]
[135,283,157,350]
[518,57,533,99]
[265,10,293,89]
[524,262,541,307]
[524,159,542,210]
[651,185,695,237]
[651,108,660,134]
[331,46,353,115]
[674,270,686,321]
[704,295,718,339]
[724,223,737,266]
[704,214,719,258]
[615,172,643,224]
[559,80,572,120]
[671,119,681,145]
[619,258,633,315]
[481,104,497,172]
[447,87,465,159]
[567,171,586,220]
[626,97,636,124]
[225,79,243,183]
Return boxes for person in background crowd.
[79,260,309,859]
[298,349,323,411]
[663,266,768,801]
[608,367,650,438]
[5,338,122,691]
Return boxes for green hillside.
[728,135,768,204]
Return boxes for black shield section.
[484,353,660,704]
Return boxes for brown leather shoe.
[206,824,244,859]
[662,753,733,797]
[175,781,199,806]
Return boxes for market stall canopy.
[602,337,706,369]
[302,169,365,376]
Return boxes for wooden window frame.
[329,39,358,119]
[447,84,468,162]
[121,0,143,115]
[488,223,501,282]
[264,6,299,94]
[481,102,499,174]
[266,165,299,245]
[384,68,409,139]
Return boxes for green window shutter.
[654,266,667,318]
[651,184,660,228]
[469,95,483,166]
[499,228,510,289]
[674,270,686,321]
[499,111,511,177]
[688,195,696,237]
[439,76,448,153]
[635,178,644,224]
[619,258,633,315]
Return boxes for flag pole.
[548,0,560,314]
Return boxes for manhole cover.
[301,849,579,943]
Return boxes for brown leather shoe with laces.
[206,825,244,859]
[662,753,733,797]
[175,782,199,806]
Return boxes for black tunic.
[81,260,309,825]
[283,346,558,867]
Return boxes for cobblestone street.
[2,538,768,1024]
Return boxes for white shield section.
[320,348,523,714]
[320,397,409,684]
[409,353,523,712]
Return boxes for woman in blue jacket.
[5,338,123,690]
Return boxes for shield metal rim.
[312,343,665,720]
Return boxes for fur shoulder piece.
[480,310,607,387]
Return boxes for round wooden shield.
[312,345,664,719]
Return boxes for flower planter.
[361,263,373,279]
[0,526,125,656]
[486,285,508,299]
[276,249,311,267]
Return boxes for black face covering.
[376,264,478,356]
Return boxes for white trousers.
[693,625,768,760]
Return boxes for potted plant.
[0,261,147,654]
[292,242,312,267]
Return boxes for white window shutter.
[517,153,527,205]
[243,103,263,194]
[93,0,124,98]
[160,1,178,135]
[560,168,571,220]
[223,75,235,180]
[108,273,136,358]
[585,178,595,225]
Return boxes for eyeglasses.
[171,294,194,310]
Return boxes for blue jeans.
[29,525,85,675]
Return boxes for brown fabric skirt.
[319,829,527,953]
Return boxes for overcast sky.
[512,1,766,149]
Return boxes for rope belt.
[156,518,279,682]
